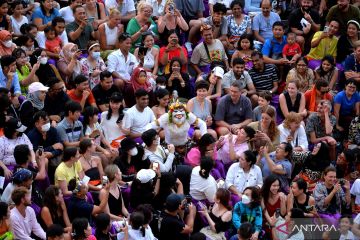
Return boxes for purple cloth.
[318,212,341,228]
[230,193,241,207]
[133,137,143,145]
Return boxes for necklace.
[83,155,93,168]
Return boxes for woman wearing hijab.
[0,30,16,57]
[19,82,49,131]
[123,67,154,107]
[57,43,81,87]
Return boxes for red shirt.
[282,43,302,57]
[67,89,96,106]
[45,36,62,53]
[158,46,188,74]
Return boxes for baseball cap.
[28,82,49,94]
[212,66,224,79]
[6,117,27,133]
[136,169,156,183]
[165,193,182,211]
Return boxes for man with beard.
[288,0,320,52]
[326,0,360,35]
[188,3,228,46]
[215,81,253,136]
[43,77,70,126]
[10,187,46,240]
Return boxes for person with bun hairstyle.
[117,211,157,240]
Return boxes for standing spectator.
[32,0,60,31]
[252,0,281,44]
[67,74,97,110]
[10,187,46,240]
[56,101,84,147]
[159,193,197,240]
[92,70,119,112]
[98,9,122,51]
[214,81,253,136]
[104,0,135,24]
[107,33,139,88]
[66,5,98,50]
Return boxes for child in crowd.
[231,33,254,70]
[339,215,355,240]
[282,32,302,63]
[44,26,62,54]
[252,91,276,121]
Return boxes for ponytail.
[140,226,145,237]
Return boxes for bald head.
[260,0,272,16]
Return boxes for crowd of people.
[0,0,360,239]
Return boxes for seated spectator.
[231,33,255,71]
[71,218,95,239]
[92,70,119,112]
[235,222,253,240]
[159,30,188,75]
[12,47,40,94]
[159,193,196,239]
[252,0,281,44]
[104,0,136,24]
[286,57,315,93]
[130,168,160,209]
[304,79,333,113]
[313,166,351,227]
[19,82,49,130]
[314,55,339,94]
[1,168,33,205]
[336,20,360,64]
[190,24,229,77]
[123,89,155,140]
[83,0,107,26]
[287,178,316,217]
[66,5,98,50]
[54,147,85,196]
[0,55,21,97]
[337,148,360,181]
[0,202,10,238]
[67,180,110,221]
[126,1,159,53]
[282,33,302,63]
[0,117,34,177]
[100,92,126,148]
[157,1,188,46]
[32,0,60,31]
[279,112,308,151]
[79,41,107,90]
[248,52,278,101]
[94,213,111,240]
[344,41,360,81]
[334,78,360,139]
[258,142,293,193]
[123,67,154,107]
[197,66,223,101]
[307,20,340,70]
[57,43,81,86]
[67,74,97,110]
[0,31,17,57]
[133,32,159,76]
[107,33,139,88]
[261,175,287,238]
[59,0,81,24]
[190,156,217,204]
[305,100,337,159]
[78,138,104,190]
[47,224,67,240]
[222,57,256,98]
[231,187,262,240]
[98,9,122,51]
[0,1,12,32]
[56,101,84,147]
[198,188,232,239]
[99,164,129,221]
[10,187,46,240]
[152,88,169,119]
[115,137,148,183]
[215,81,253,136]
[43,77,70,124]
[142,129,175,172]
[279,80,307,121]
[226,150,263,204]
[164,57,190,99]
[253,91,276,121]
[40,185,71,232]
[248,106,280,152]
[348,116,360,147]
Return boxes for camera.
[38,146,44,156]
[305,205,314,213]
[339,179,346,186]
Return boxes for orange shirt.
[67,89,96,106]
[304,89,333,112]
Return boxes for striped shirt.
[248,64,278,91]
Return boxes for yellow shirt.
[307,31,338,60]
[55,161,83,185]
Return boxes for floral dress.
[227,15,251,43]
[80,57,107,90]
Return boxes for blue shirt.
[232,202,262,232]
[262,36,287,57]
[334,90,360,116]
[31,7,60,25]
[261,153,292,191]
[252,12,281,40]
[344,53,360,72]
[0,67,21,95]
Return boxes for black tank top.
[108,186,124,216]
[280,92,301,119]
[293,194,310,212]
[84,167,100,181]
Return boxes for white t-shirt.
[123,106,155,135]
[189,166,217,202]
[340,231,355,240]
[100,111,125,143]
[1,183,32,205]
[117,225,156,240]
[36,30,68,48]
[59,6,75,24]
[10,16,28,36]
[351,179,360,204]
[105,0,135,16]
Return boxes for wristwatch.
[269,90,273,94]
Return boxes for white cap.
[28,82,49,94]
[136,169,156,183]
[212,66,224,79]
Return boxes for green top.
[126,17,159,53]
[16,65,31,94]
